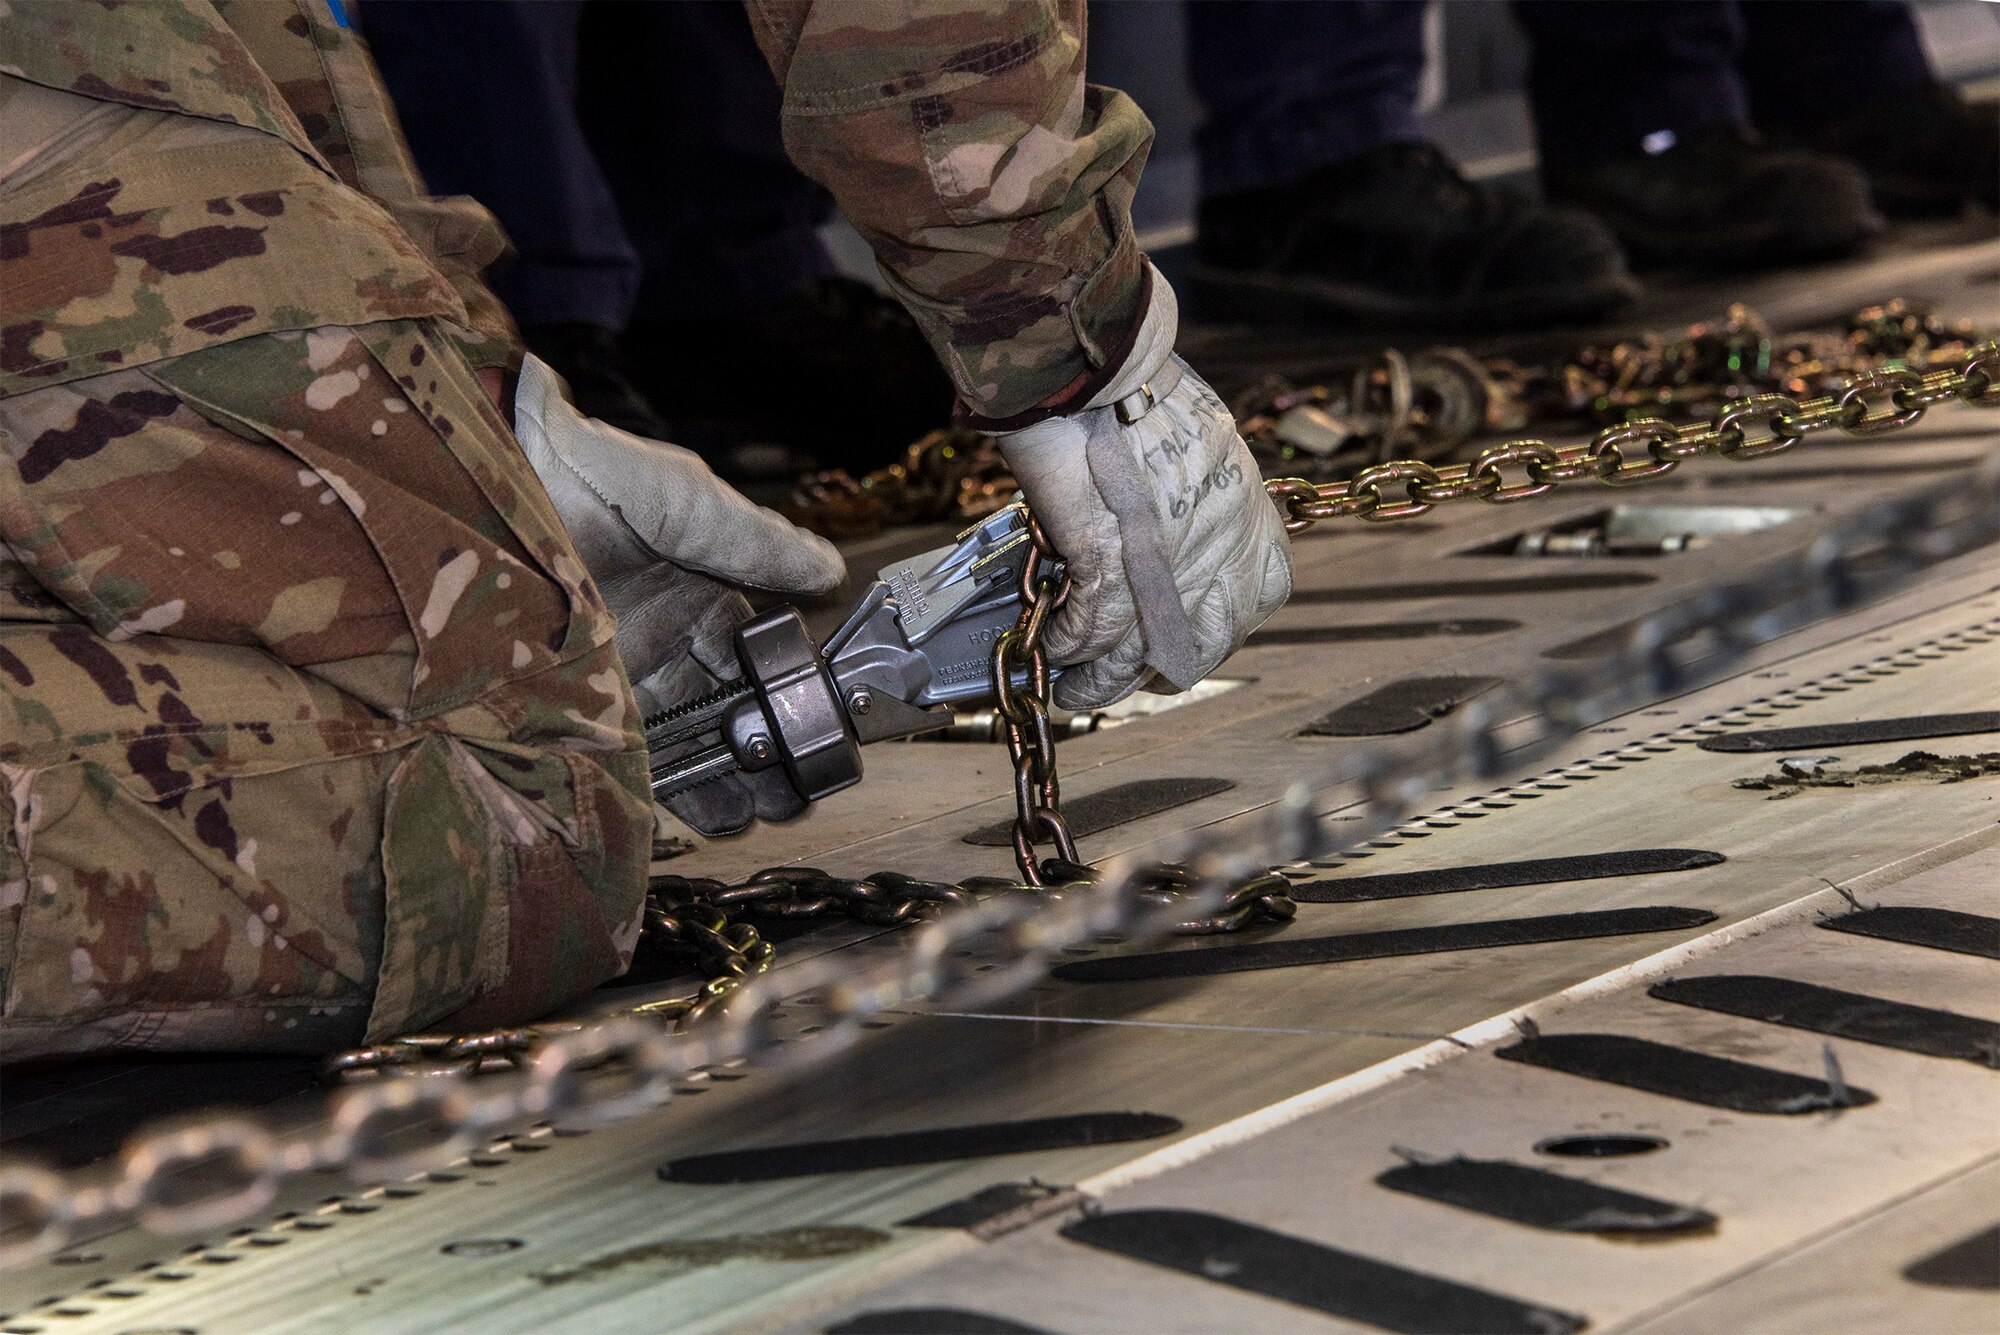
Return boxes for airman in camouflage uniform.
[0,0,1161,1061]
[750,0,1156,425]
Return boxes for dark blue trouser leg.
[1512,1,1750,170]
[361,0,641,331]
[1187,0,1430,198]
[1738,1,1932,126]
[576,0,836,319]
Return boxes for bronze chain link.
[1265,345,2000,531]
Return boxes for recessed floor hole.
[1535,1134,1669,1158]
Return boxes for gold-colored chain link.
[1265,346,2000,531]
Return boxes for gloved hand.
[993,266,1292,711]
[511,355,846,835]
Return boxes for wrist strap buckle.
[1111,358,1184,425]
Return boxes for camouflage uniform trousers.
[0,94,652,1064]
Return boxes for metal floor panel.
[8,382,2000,1332]
[796,836,2000,1335]
[1,1024,1419,1334]
[964,632,2000,1030]
[1624,1156,2000,1334]
[675,417,2000,894]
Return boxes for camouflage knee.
[0,620,649,1064]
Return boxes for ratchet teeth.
[642,679,748,732]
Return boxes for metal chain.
[992,509,1081,886]
[320,868,984,1082]
[318,861,1286,1082]
[784,303,1991,541]
[320,504,1265,1083]
[1264,346,2000,532]
[7,352,2000,1266]
[1040,858,1298,934]
[1236,300,1994,485]
[783,424,1016,540]
[319,889,780,1081]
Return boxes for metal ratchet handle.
[643,680,752,801]
[644,609,860,805]
[823,504,1060,726]
[645,503,1056,808]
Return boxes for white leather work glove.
[512,355,846,835]
[993,267,1292,711]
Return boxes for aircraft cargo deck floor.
[8,226,2000,1335]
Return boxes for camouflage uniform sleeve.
[747,0,1155,427]
[216,0,525,373]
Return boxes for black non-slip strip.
[1291,572,1656,602]
[1294,849,1725,903]
[1494,1033,1877,1114]
[899,1182,1069,1230]
[826,1309,1051,1335]
[1819,907,2000,961]
[1052,906,1716,983]
[1300,675,1505,737]
[1903,1223,2000,1291]
[1697,711,2000,753]
[1649,976,2000,1068]
[1545,618,1698,662]
[1376,1156,1715,1236]
[659,1112,1181,1184]
[1248,619,1519,647]
[962,777,1234,847]
[1060,1209,1585,1335]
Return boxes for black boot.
[1192,142,1639,327]
[1766,83,1999,218]
[519,322,675,441]
[623,278,956,476]
[1544,126,1885,269]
